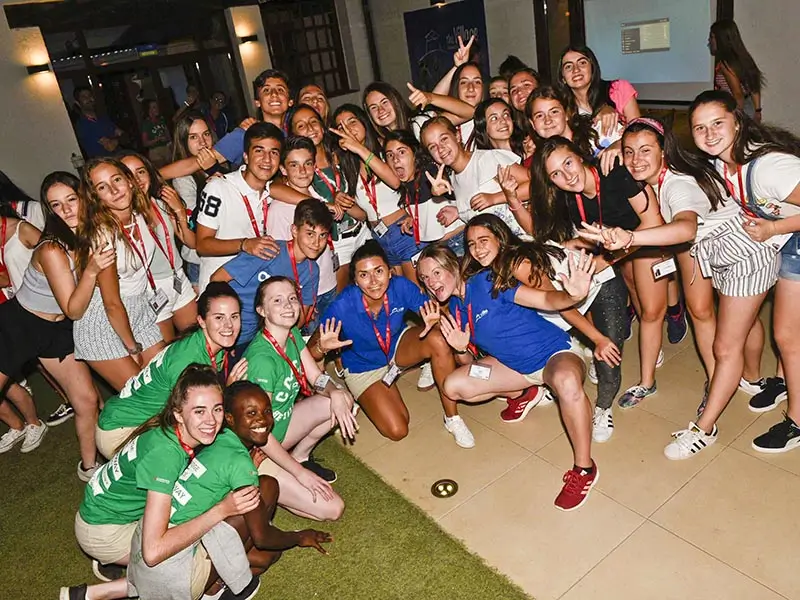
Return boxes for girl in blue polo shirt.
[416,242,599,512]
[309,240,475,448]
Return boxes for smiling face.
[354,256,391,302]
[545,146,587,193]
[422,122,461,167]
[298,84,329,122]
[457,65,484,107]
[334,110,367,144]
[175,385,224,447]
[484,102,513,142]
[120,155,150,195]
[198,295,241,351]
[44,182,80,230]
[561,51,592,90]
[256,279,301,329]
[417,256,460,302]
[89,163,134,215]
[256,77,291,120]
[365,91,397,129]
[530,97,568,139]
[280,148,315,190]
[691,101,737,160]
[509,71,538,111]
[290,107,324,147]
[489,80,510,104]
[292,222,329,261]
[384,139,415,182]
[226,387,274,447]
[466,225,501,267]
[622,130,664,184]
[244,136,281,184]
[187,119,213,156]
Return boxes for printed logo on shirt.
[154,476,173,485]
[474,309,489,323]
[257,271,272,283]
[390,306,405,316]
[172,482,192,506]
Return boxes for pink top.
[608,79,638,121]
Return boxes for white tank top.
[2,219,34,297]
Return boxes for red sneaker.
[554,462,599,511]
[500,386,545,423]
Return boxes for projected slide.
[585,0,711,87]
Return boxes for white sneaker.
[588,360,598,385]
[417,363,435,391]
[20,420,47,453]
[656,349,665,369]
[0,427,27,453]
[444,415,475,448]
[78,460,101,483]
[592,407,614,443]
[537,387,555,406]
[738,377,766,396]
[664,421,718,460]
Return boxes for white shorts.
[521,338,585,385]
[154,271,197,323]
[343,326,412,399]
[333,223,372,266]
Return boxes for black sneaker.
[666,303,688,344]
[59,584,87,600]
[46,403,75,426]
[748,377,788,413]
[301,457,337,483]
[92,559,125,582]
[752,414,800,454]
[220,576,261,600]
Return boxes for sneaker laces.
[561,470,586,495]
[448,417,470,436]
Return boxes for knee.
[712,338,740,362]
[319,494,345,521]
[639,303,666,323]
[775,325,800,353]
[380,420,409,442]
[552,374,585,405]
[686,301,714,324]
[442,374,465,400]
[426,329,453,359]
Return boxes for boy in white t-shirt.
[195,122,282,292]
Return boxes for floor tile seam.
[727,416,800,479]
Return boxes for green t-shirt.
[311,165,357,240]
[99,329,225,430]
[242,326,307,443]
[170,428,258,525]
[79,427,189,525]
[143,116,169,148]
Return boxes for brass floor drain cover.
[431,479,458,498]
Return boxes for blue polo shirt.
[323,277,427,373]
[76,115,118,158]
[214,128,245,168]
[221,240,319,345]
[449,271,570,374]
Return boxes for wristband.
[622,230,635,250]
[364,152,375,167]
[315,339,325,356]
[239,238,246,252]
[508,202,523,212]
[126,342,143,355]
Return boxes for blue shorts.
[444,231,466,257]
[779,232,800,281]
[376,221,426,266]
[184,262,200,287]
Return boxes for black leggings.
[588,269,629,410]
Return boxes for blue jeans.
[444,231,466,257]
[779,232,800,281]
[376,221,427,266]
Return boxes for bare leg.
[4,378,40,425]
[335,266,350,293]
[157,319,177,344]
[677,251,716,379]
[774,279,800,424]
[742,318,764,382]
[543,352,592,467]
[443,356,528,403]
[632,256,668,388]
[356,382,410,441]
[400,261,420,286]
[79,579,129,600]
[172,301,198,333]
[282,395,334,463]
[88,357,140,392]
[394,326,458,417]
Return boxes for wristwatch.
[126,342,143,355]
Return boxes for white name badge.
[332,252,341,271]
[173,273,184,295]
[381,362,402,386]
[410,250,423,267]
[593,265,616,284]
[373,222,389,237]
[148,288,169,316]
[651,257,677,280]
[314,373,331,392]
[468,362,492,380]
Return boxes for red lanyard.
[575,167,603,227]
[362,294,392,361]
[241,193,268,237]
[205,337,229,381]
[287,240,317,326]
[655,167,667,205]
[175,425,195,458]
[148,202,176,271]
[315,167,342,199]
[453,303,479,357]
[723,163,758,218]
[406,180,421,245]
[122,220,157,293]
[262,327,312,397]
[361,173,378,215]
[0,217,6,274]
[459,124,475,151]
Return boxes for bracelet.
[508,202,524,212]
[622,230,635,250]
[364,152,375,167]
[755,108,763,113]
[315,340,326,357]
[239,238,245,252]
[126,342,143,355]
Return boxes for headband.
[625,117,665,135]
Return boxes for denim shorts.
[375,220,426,266]
[444,231,466,257]
[184,261,200,287]
[779,232,800,281]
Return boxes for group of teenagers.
[1,17,799,600]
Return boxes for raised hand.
[418,300,441,338]
[242,235,280,260]
[159,185,184,215]
[594,105,619,137]
[436,205,459,227]
[453,34,476,67]
[319,318,354,352]
[577,222,630,251]
[496,164,518,197]
[334,191,355,210]
[406,82,431,110]
[239,117,257,131]
[438,312,471,353]
[426,164,453,196]
[327,202,345,221]
[226,358,248,385]
[329,126,365,154]
[195,147,217,170]
[470,192,499,211]
[558,250,595,301]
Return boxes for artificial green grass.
[0,374,532,600]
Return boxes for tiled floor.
[338,313,800,600]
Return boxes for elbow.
[142,547,164,568]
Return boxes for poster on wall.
[404,0,490,92]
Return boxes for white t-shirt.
[196,166,271,292]
[451,149,525,237]
[102,214,156,297]
[13,200,45,231]
[354,177,402,223]
[406,170,461,242]
[715,152,800,220]
[2,225,33,296]
[457,120,476,151]
[148,198,184,281]
[655,170,739,242]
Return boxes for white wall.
[0,19,81,197]
[735,0,800,133]
[226,6,272,118]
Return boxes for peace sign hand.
[576,222,629,251]
[319,318,354,353]
[406,82,431,110]
[425,164,453,196]
[496,164,518,197]
[419,300,441,338]
[329,127,365,154]
[453,34,476,67]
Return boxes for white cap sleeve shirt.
[451,149,525,237]
[354,177,403,223]
[196,167,271,293]
[716,152,800,220]
[114,214,157,297]
[410,171,462,242]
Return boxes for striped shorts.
[691,217,782,297]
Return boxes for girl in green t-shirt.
[243,276,357,521]
[61,364,260,600]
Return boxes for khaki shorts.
[74,512,137,565]
[256,454,283,479]
[342,326,413,399]
[96,424,136,460]
[190,543,211,600]
[521,339,585,385]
